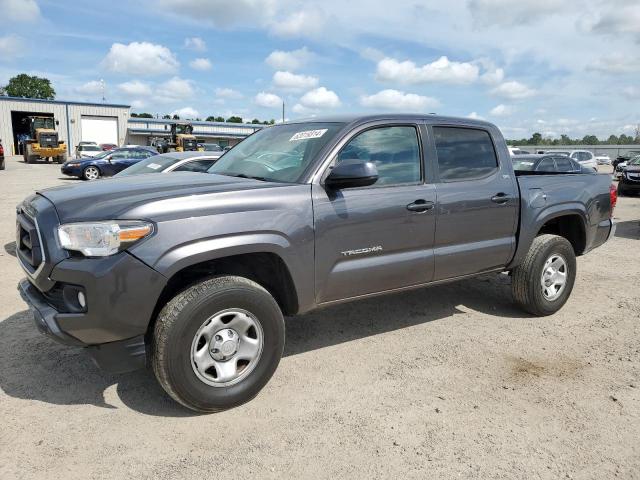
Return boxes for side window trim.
[321,123,425,189]
[430,125,500,183]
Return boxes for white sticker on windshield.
[146,163,162,170]
[289,129,328,141]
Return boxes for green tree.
[251,118,261,124]
[607,135,619,144]
[137,113,154,119]
[582,135,599,145]
[172,114,180,120]
[226,116,243,123]
[529,132,543,145]
[205,116,216,122]
[162,114,171,119]
[3,73,55,99]
[215,116,225,122]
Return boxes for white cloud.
[117,80,152,97]
[215,87,243,99]
[270,10,327,37]
[156,77,195,102]
[171,107,200,119]
[489,104,515,117]
[184,37,206,51]
[467,112,485,120]
[491,80,536,100]
[468,0,565,27]
[254,91,283,108]
[74,81,104,96]
[0,0,40,22]
[589,54,640,74]
[0,34,25,58]
[622,86,640,99]
[480,67,504,85]
[292,103,314,116]
[588,3,640,38]
[299,86,341,109]
[190,58,212,71]
[272,71,318,91]
[131,100,147,110]
[360,89,440,111]
[265,47,313,70]
[158,0,275,27]
[102,42,179,76]
[360,47,385,62]
[376,56,479,85]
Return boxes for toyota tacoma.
[17,114,617,412]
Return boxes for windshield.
[207,122,344,182]
[511,158,536,171]
[33,117,55,130]
[116,154,181,176]
[81,145,102,152]
[628,155,640,166]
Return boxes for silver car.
[115,151,223,176]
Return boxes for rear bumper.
[19,278,148,373]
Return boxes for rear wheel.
[152,276,285,413]
[617,184,626,196]
[56,154,66,164]
[82,165,100,180]
[512,234,576,316]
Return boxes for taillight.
[609,183,617,216]
[0,144,4,155]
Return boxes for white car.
[114,151,223,176]
[545,150,597,171]
[595,154,611,165]
[75,144,104,159]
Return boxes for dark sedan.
[61,147,158,180]
[511,154,591,174]
[618,156,640,196]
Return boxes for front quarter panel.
[127,183,316,312]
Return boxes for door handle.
[491,193,510,204]
[406,200,435,212]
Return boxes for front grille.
[183,139,197,151]
[16,209,44,275]
[626,172,640,182]
[39,133,58,148]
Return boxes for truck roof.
[285,113,495,128]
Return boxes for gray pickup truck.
[17,114,616,412]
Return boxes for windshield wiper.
[214,172,270,182]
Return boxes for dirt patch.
[506,355,584,381]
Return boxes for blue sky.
[0,0,639,138]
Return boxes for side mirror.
[325,159,378,189]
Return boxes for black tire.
[0,158,5,170]
[617,184,626,197]
[56,155,66,164]
[512,234,576,316]
[152,275,285,413]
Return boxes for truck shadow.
[4,241,16,257]
[0,274,521,417]
[614,220,640,240]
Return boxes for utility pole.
[282,102,285,123]
[100,79,105,103]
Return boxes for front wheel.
[152,276,285,413]
[512,234,576,316]
[82,165,100,180]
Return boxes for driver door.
[313,124,436,303]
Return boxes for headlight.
[57,221,153,257]
[66,162,80,167]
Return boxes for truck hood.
[38,172,290,223]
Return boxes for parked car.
[508,147,530,155]
[100,143,118,151]
[613,150,640,169]
[75,144,104,159]
[0,138,4,170]
[615,154,640,178]
[567,150,598,170]
[61,146,158,180]
[595,154,611,165]
[202,143,223,152]
[17,114,616,413]
[511,154,590,174]
[617,156,640,196]
[115,152,223,176]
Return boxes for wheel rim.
[84,166,99,180]
[190,308,264,387]
[540,254,568,301]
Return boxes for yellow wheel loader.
[21,116,67,164]
[157,121,198,153]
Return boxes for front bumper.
[60,164,82,176]
[619,176,640,191]
[18,251,167,373]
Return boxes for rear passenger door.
[430,126,518,280]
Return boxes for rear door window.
[536,158,557,172]
[433,127,498,181]
[174,159,218,172]
[554,156,576,172]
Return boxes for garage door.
[81,116,118,145]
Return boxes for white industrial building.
[0,96,129,156]
[0,96,263,156]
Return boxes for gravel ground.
[0,157,638,480]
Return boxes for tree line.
[131,112,276,124]
[506,130,640,146]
